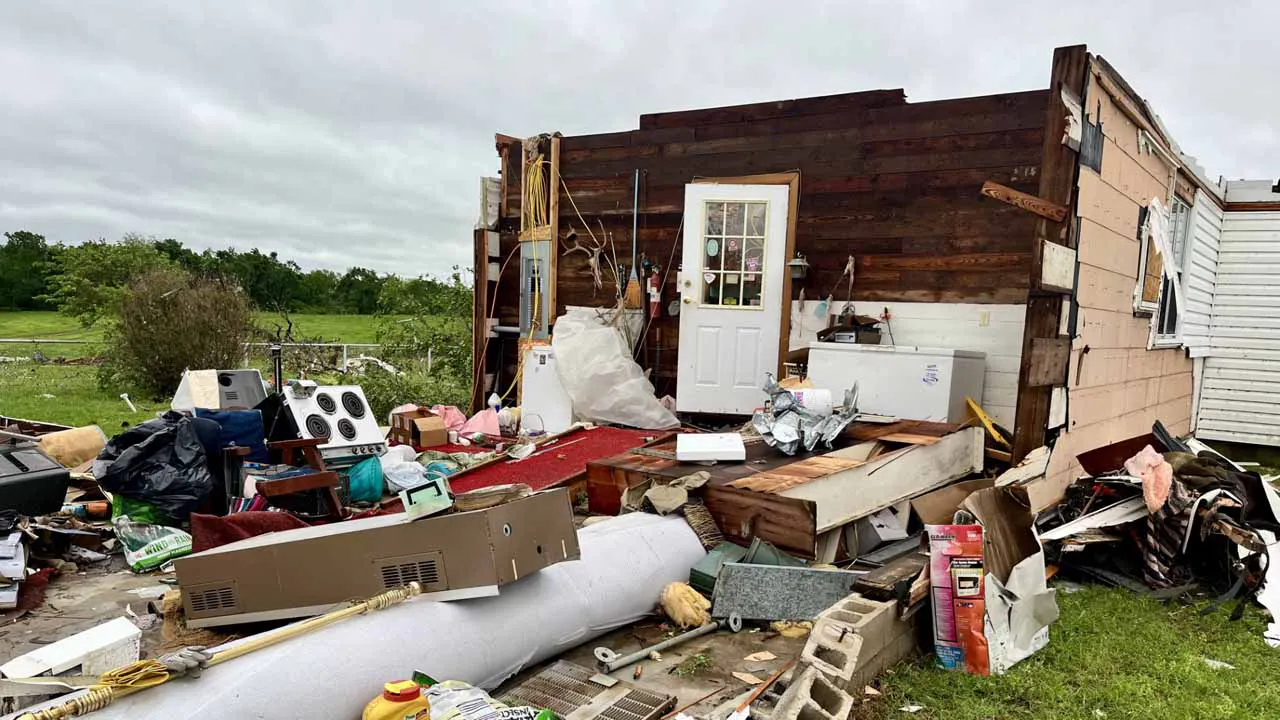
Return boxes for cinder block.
[848,625,921,692]
[816,594,897,658]
[774,667,855,720]
[801,617,864,682]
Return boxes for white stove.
[282,382,386,467]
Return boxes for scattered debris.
[661,582,711,628]
[672,652,714,678]
[900,704,924,713]
[731,672,763,685]
[1201,657,1236,670]
[743,651,776,663]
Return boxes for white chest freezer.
[805,344,985,423]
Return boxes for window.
[701,200,766,307]
[1135,197,1191,345]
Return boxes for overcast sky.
[1,1,1275,277]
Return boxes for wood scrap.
[853,553,928,602]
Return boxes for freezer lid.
[806,343,986,359]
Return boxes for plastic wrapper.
[752,375,859,455]
[551,308,679,430]
[92,411,214,519]
[425,681,543,720]
[113,515,192,572]
[383,462,430,493]
[347,457,384,503]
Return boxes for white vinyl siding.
[1198,210,1280,446]
[1182,190,1224,354]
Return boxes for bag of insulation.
[550,309,679,430]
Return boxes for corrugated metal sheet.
[1198,210,1280,446]
[1182,190,1224,353]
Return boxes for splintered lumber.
[853,553,929,601]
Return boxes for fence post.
[427,348,433,373]
[342,344,349,371]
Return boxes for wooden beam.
[780,427,984,533]
[471,227,489,414]
[1012,45,1088,463]
[980,180,1068,222]
[549,134,561,320]
[1026,337,1071,387]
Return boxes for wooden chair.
[223,438,347,521]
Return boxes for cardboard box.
[175,488,580,628]
[388,407,448,449]
[919,481,1058,676]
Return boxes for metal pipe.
[593,614,740,673]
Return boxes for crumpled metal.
[751,375,860,455]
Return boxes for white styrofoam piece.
[806,343,986,423]
[0,533,21,559]
[676,433,746,462]
[45,514,706,720]
[0,617,140,679]
[0,542,26,580]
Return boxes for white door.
[677,183,790,414]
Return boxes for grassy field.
[867,585,1280,719]
[0,310,393,429]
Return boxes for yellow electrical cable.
[20,584,423,720]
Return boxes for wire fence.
[0,338,432,373]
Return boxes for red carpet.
[447,426,658,494]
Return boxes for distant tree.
[337,267,382,314]
[43,235,176,326]
[0,231,54,310]
[295,269,341,311]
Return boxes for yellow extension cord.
[20,583,423,720]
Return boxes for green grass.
[866,586,1280,720]
[0,362,150,430]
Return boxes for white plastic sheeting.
[36,514,704,720]
[551,308,679,430]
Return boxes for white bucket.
[790,388,834,416]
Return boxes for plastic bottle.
[363,680,431,720]
[487,392,502,413]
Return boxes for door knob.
[683,298,693,304]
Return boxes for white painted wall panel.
[1198,208,1280,445]
[789,301,1023,428]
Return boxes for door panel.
[677,183,789,413]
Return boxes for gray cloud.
[1,1,1275,276]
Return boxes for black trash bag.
[92,411,214,520]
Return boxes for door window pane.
[725,203,745,236]
[741,273,762,306]
[705,202,725,236]
[746,203,767,236]
[700,199,768,307]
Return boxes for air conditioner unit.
[171,369,268,412]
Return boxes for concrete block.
[774,667,855,720]
[848,623,921,692]
[816,594,897,658]
[801,617,864,682]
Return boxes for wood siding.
[1044,65,1193,490]
[487,89,1049,397]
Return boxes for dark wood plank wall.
[487,88,1050,397]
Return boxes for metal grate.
[189,584,238,614]
[375,551,445,591]
[502,661,673,720]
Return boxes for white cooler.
[805,343,985,422]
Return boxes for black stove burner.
[337,418,357,441]
[316,392,337,414]
[304,414,331,439]
[341,391,366,419]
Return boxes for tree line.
[0,230,470,321]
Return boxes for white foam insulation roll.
[42,513,705,720]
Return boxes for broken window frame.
[1148,197,1192,348]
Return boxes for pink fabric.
[1125,444,1174,513]
[458,408,501,437]
[429,405,469,431]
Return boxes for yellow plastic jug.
[363,680,431,720]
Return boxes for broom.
[20,583,424,719]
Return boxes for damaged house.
[473,44,1237,499]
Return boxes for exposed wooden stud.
[980,180,1068,222]
[470,227,489,414]
[549,134,561,320]
[1027,337,1071,387]
[1011,45,1089,463]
